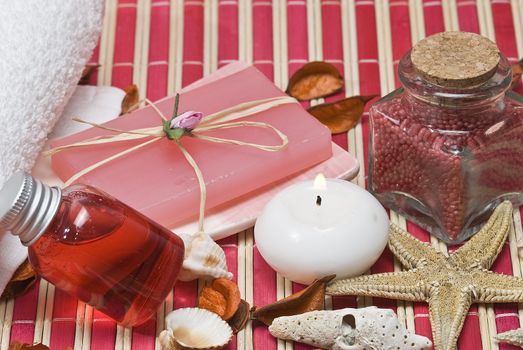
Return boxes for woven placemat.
[2,1,523,349]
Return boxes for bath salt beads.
[368,32,523,243]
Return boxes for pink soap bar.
[51,65,332,228]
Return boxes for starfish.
[327,201,523,350]
[495,328,523,348]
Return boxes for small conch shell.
[159,307,233,350]
[269,307,432,350]
[178,232,233,281]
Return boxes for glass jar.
[368,32,523,244]
[0,172,185,327]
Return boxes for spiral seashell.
[178,232,233,281]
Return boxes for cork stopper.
[411,31,500,88]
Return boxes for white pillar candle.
[254,174,389,285]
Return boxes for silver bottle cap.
[0,172,61,246]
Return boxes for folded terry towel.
[0,0,104,293]
[0,0,104,186]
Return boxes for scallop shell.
[159,308,233,350]
[269,307,432,350]
[178,233,233,281]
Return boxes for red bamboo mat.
[2,1,523,349]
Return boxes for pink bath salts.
[368,32,523,243]
[370,96,523,242]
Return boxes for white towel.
[0,0,105,294]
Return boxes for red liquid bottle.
[0,172,185,327]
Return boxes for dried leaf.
[286,62,344,101]
[198,286,227,318]
[120,84,140,115]
[1,259,36,300]
[251,275,335,326]
[78,64,100,85]
[228,299,250,334]
[308,95,376,134]
[198,278,241,321]
[8,342,50,350]
[212,278,241,320]
[511,58,523,89]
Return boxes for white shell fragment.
[159,308,233,350]
[495,328,523,347]
[269,307,432,350]
[178,233,233,281]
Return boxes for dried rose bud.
[170,111,203,131]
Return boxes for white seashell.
[159,308,233,350]
[178,233,233,281]
[269,307,432,350]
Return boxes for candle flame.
[313,173,327,190]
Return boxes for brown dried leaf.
[308,95,376,134]
[198,286,227,318]
[212,278,241,320]
[251,275,335,326]
[286,61,344,101]
[1,259,36,300]
[78,64,100,85]
[120,84,140,115]
[198,278,241,321]
[228,299,250,334]
[8,342,50,350]
[511,58,523,89]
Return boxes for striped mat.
[2,0,523,349]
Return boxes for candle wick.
[316,195,322,206]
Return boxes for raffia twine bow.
[46,95,297,237]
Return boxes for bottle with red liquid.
[369,31,523,244]
[0,172,185,327]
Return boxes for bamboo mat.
[2,0,523,349]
